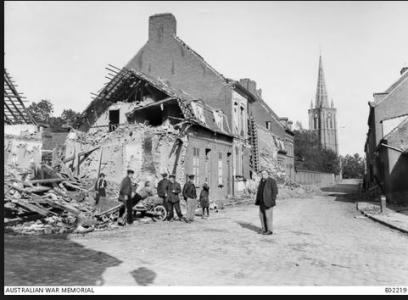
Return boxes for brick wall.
[126,14,234,130]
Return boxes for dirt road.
[4,185,408,286]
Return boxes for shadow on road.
[236,221,261,233]
[4,233,122,286]
[130,267,157,286]
[321,182,361,204]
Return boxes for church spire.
[315,55,329,108]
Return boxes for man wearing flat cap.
[118,169,136,225]
[183,174,198,222]
[157,172,170,214]
[166,174,187,222]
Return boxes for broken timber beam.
[11,198,50,216]
[94,204,122,217]
[27,178,65,185]
[40,197,82,216]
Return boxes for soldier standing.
[166,174,187,222]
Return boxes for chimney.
[287,120,293,131]
[239,78,257,95]
[149,13,177,42]
[401,66,408,75]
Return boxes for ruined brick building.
[73,13,294,203]
[308,55,338,154]
[364,67,408,204]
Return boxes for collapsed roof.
[77,67,232,137]
[4,68,36,125]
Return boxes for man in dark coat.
[183,174,198,222]
[157,172,170,213]
[166,174,187,222]
[118,169,136,225]
[255,170,278,235]
[94,173,107,205]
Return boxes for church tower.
[308,55,338,153]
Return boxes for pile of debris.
[4,163,122,235]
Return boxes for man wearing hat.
[118,169,136,225]
[183,174,198,222]
[157,172,170,213]
[166,174,187,222]
[94,172,107,206]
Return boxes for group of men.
[117,170,199,225]
[97,168,278,236]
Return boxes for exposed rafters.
[4,68,36,125]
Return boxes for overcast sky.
[5,1,408,156]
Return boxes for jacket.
[119,176,132,201]
[183,181,197,200]
[166,181,182,203]
[94,178,107,197]
[199,183,210,208]
[157,178,170,198]
[255,177,278,208]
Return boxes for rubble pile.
[3,164,117,235]
[65,121,186,185]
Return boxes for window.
[240,106,245,137]
[235,146,241,176]
[193,147,200,185]
[266,121,271,130]
[218,152,223,185]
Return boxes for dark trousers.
[119,193,142,224]
[167,201,183,220]
[159,197,168,212]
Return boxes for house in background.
[364,67,408,204]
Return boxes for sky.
[4,1,408,156]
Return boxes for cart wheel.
[154,205,167,221]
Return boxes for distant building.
[308,55,338,154]
[364,67,408,204]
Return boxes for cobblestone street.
[5,187,408,286]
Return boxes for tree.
[341,153,365,179]
[294,129,340,175]
[26,99,54,124]
[61,109,81,127]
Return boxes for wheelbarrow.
[132,196,167,221]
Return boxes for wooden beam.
[11,198,50,216]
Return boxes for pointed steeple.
[315,55,329,108]
[331,98,334,108]
[310,99,313,109]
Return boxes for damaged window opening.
[205,148,211,183]
[193,147,200,185]
[218,152,223,186]
[109,109,120,132]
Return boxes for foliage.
[341,153,365,179]
[294,129,340,175]
[26,99,54,124]
[26,100,81,131]
[61,109,81,126]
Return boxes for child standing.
[199,183,210,218]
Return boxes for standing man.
[118,169,135,225]
[166,174,187,222]
[183,174,198,223]
[255,170,278,235]
[157,172,170,213]
[94,173,107,206]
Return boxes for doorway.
[109,109,120,132]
